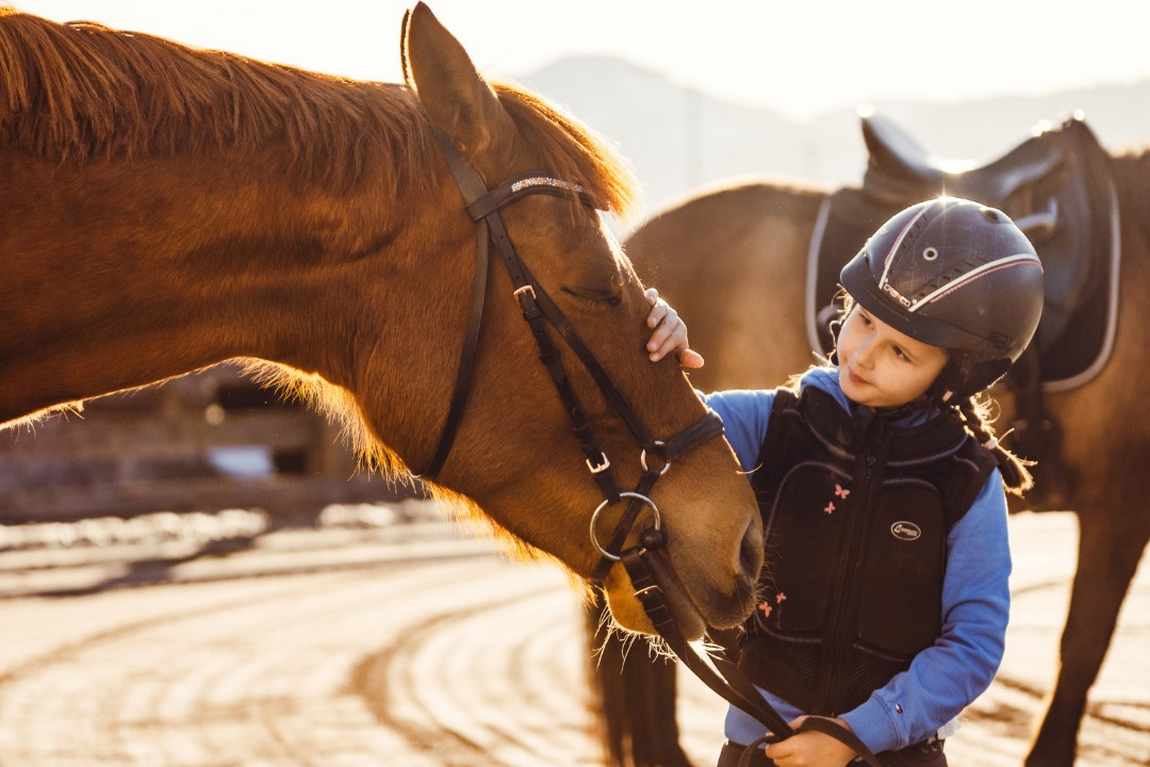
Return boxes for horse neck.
[0,145,431,426]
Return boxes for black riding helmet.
[839,196,1044,399]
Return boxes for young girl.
[643,196,1044,767]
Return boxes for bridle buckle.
[586,452,611,474]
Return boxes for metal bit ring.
[589,492,662,561]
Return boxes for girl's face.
[837,304,948,408]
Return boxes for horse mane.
[0,10,436,194]
[0,9,635,212]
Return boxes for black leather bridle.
[422,132,881,767]
[420,131,726,579]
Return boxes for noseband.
[421,133,880,767]
[421,132,724,583]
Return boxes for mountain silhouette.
[517,55,1150,224]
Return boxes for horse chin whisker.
[643,634,674,662]
[590,602,651,669]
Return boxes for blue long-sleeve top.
[707,366,1011,754]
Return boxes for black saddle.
[809,114,1120,390]
[861,113,1064,208]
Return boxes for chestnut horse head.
[0,4,761,636]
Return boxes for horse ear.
[399,8,414,90]
[403,2,514,161]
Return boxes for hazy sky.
[12,1,1150,118]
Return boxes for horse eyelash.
[561,286,621,306]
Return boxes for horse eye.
[561,286,621,306]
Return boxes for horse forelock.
[493,82,636,218]
[0,11,439,196]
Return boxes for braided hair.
[951,392,1034,496]
[830,291,1034,496]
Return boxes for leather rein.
[422,133,881,767]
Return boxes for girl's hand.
[764,716,857,767]
[644,288,704,368]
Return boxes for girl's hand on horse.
[644,288,704,368]
[764,716,856,767]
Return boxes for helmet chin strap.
[928,351,1013,404]
[926,359,962,406]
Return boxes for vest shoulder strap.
[937,437,999,529]
[754,386,801,474]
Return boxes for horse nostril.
[739,520,762,577]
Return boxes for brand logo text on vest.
[890,521,922,541]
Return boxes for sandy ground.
[0,510,1145,766]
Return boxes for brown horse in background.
[0,4,765,637]
[588,140,1150,764]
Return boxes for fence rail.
[0,362,412,524]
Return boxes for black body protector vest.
[740,386,997,716]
